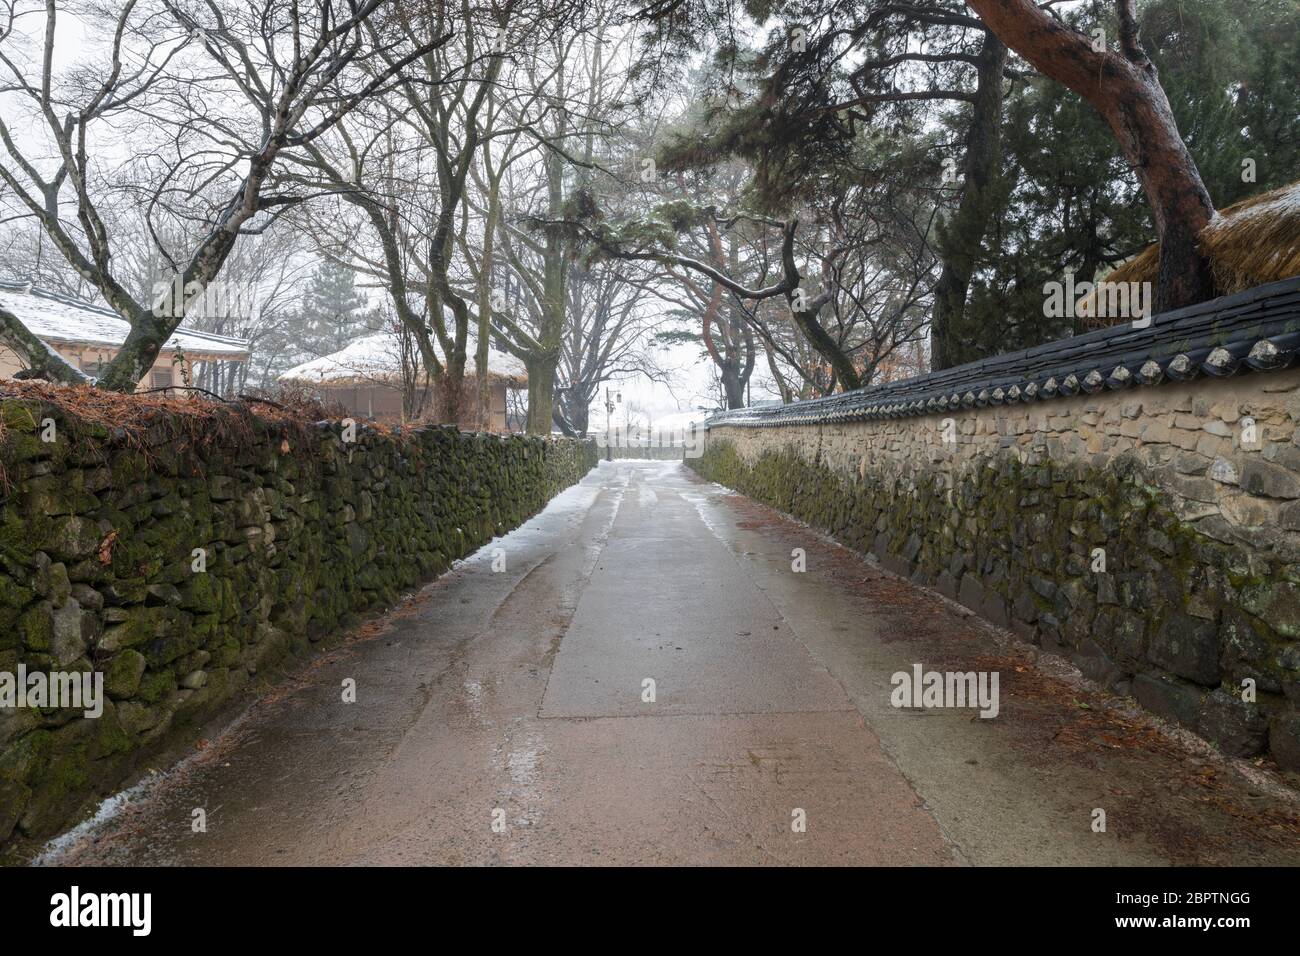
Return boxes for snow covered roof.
[0,281,250,360]
[646,410,707,434]
[594,409,708,436]
[278,330,527,387]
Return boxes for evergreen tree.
[299,260,376,358]
[956,0,1300,361]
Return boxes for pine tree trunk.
[965,0,1215,313]
[930,30,1007,371]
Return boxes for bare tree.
[294,0,585,426]
[487,0,640,433]
[552,258,668,434]
[0,0,450,389]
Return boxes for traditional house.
[1077,179,1300,327]
[278,330,527,431]
[0,280,251,390]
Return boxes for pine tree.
[299,260,375,358]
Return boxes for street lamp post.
[604,387,620,462]
[605,388,614,462]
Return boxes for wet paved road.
[44,461,1300,865]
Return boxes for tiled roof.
[0,281,251,359]
[706,276,1300,428]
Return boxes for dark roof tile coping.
[705,276,1300,429]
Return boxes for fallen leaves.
[97,529,119,566]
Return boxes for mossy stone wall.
[0,397,595,854]
[691,368,1300,771]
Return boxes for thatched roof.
[1085,180,1300,317]
[279,331,527,388]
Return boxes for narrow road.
[45,461,1300,865]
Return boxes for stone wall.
[0,395,596,855]
[690,367,1300,771]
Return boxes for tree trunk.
[525,357,557,436]
[92,309,174,391]
[762,339,794,404]
[434,351,467,426]
[569,398,589,435]
[0,306,90,384]
[475,184,502,431]
[930,30,1007,371]
[965,0,1215,312]
[778,223,861,391]
[524,153,568,436]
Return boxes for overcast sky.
[11,6,784,425]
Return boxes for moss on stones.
[0,394,597,853]
[691,432,1300,770]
